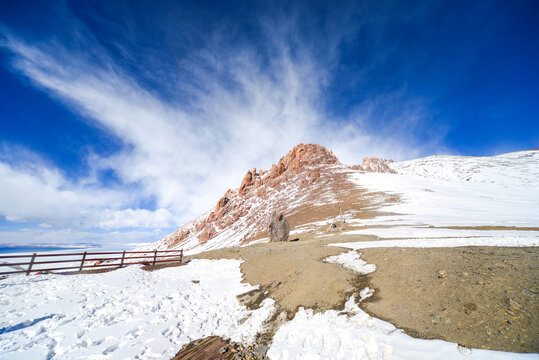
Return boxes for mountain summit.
[155,144,539,255]
[156,143,379,253]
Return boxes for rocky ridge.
[351,157,396,174]
[156,143,394,253]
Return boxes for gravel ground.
[359,246,538,353]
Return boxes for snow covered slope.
[389,149,539,187]
[344,149,539,246]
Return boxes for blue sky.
[0,1,538,247]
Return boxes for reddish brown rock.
[238,170,255,196]
[216,195,230,210]
[256,187,266,197]
[361,157,396,174]
[176,229,191,242]
[207,211,217,222]
[198,226,216,243]
[194,220,206,232]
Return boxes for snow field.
[349,171,539,229]
[340,223,539,240]
[267,296,536,360]
[343,165,539,248]
[330,235,537,249]
[0,259,275,360]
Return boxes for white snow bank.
[325,250,376,274]
[350,171,539,229]
[345,166,539,247]
[340,225,539,240]
[267,296,536,360]
[330,236,537,250]
[0,259,275,360]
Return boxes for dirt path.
[191,235,538,353]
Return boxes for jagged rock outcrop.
[359,157,396,174]
[268,211,290,242]
[237,144,338,194]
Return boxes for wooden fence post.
[180,250,183,264]
[26,253,37,276]
[153,250,157,265]
[120,251,126,267]
[79,252,87,272]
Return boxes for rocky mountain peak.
[238,143,339,196]
[156,143,397,252]
[274,143,339,173]
[158,143,344,249]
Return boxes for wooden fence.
[0,249,183,276]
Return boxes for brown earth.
[359,246,539,353]
[192,234,375,315]
[191,235,538,353]
[283,183,400,234]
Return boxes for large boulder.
[268,211,290,242]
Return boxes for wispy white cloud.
[0,7,443,244]
[0,153,177,230]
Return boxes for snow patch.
[0,260,275,359]
[349,171,539,229]
[325,250,376,275]
[330,236,537,250]
[359,287,374,302]
[267,296,535,360]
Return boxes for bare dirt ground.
[359,246,538,353]
[192,234,375,315]
[191,233,538,353]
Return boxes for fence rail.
[0,249,183,276]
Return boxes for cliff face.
[155,143,393,253]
